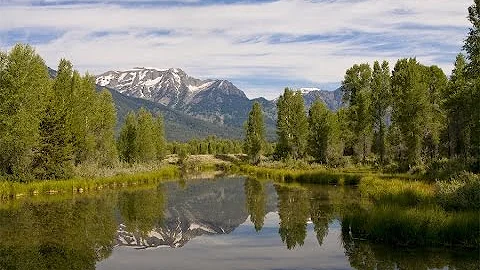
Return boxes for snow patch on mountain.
[300,87,321,94]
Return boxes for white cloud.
[0,0,472,98]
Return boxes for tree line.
[0,45,118,181]
[244,0,479,172]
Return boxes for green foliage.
[370,61,391,164]
[341,63,373,163]
[117,109,166,164]
[0,196,117,269]
[169,136,243,156]
[119,185,165,235]
[276,184,310,249]
[92,90,118,167]
[136,108,157,163]
[275,88,308,160]
[308,99,343,164]
[342,205,479,248]
[244,178,266,231]
[390,58,429,170]
[436,172,480,210]
[464,0,480,78]
[118,112,138,164]
[0,47,118,181]
[244,102,267,164]
[309,189,334,246]
[0,44,50,181]
[32,102,74,180]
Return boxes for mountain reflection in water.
[0,177,477,270]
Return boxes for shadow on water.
[0,177,478,269]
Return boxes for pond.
[0,177,478,270]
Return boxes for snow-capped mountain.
[95,67,342,132]
[96,67,253,125]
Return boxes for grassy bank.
[342,205,479,248]
[240,165,362,185]
[0,165,179,200]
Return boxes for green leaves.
[275,88,308,160]
[244,102,266,164]
[117,109,166,164]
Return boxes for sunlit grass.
[240,165,363,185]
[359,176,435,207]
[0,165,179,200]
[342,205,479,248]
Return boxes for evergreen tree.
[92,90,117,166]
[275,88,308,160]
[341,64,373,163]
[464,0,480,78]
[244,102,266,164]
[33,59,77,179]
[118,112,138,164]
[153,114,166,161]
[33,102,74,180]
[370,61,391,164]
[0,44,50,180]
[464,0,480,170]
[136,108,157,163]
[308,99,342,164]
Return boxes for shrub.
[436,172,480,210]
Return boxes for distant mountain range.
[49,66,343,140]
[95,67,343,140]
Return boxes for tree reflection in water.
[0,195,117,270]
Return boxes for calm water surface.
[0,177,478,270]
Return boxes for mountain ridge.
[96,67,342,130]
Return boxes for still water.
[0,177,478,270]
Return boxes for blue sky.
[0,0,472,99]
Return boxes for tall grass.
[240,165,362,185]
[342,205,480,248]
[0,165,179,200]
[359,176,435,207]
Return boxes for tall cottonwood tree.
[464,0,480,170]
[370,61,391,164]
[275,88,308,160]
[444,54,469,158]
[0,44,50,180]
[244,102,266,164]
[341,64,373,163]
[422,65,448,161]
[390,58,429,170]
[308,99,342,164]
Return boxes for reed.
[342,205,479,248]
[359,176,435,206]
